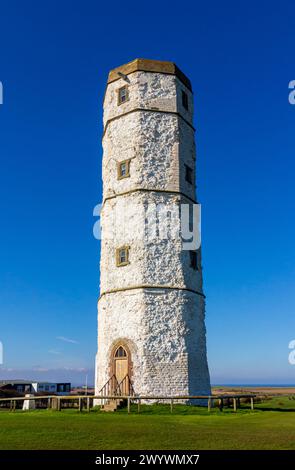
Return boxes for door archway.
[113,345,128,384]
[110,342,132,394]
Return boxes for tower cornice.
[107,58,192,92]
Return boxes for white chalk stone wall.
[95,60,210,398]
[103,72,177,124]
[103,112,181,199]
[96,289,209,396]
[99,192,203,293]
[102,72,195,201]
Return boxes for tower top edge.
[107,58,192,91]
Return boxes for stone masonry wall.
[96,288,210,396]
[100,191,203,293]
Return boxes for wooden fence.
[0,394,256,413]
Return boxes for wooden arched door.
[113,345,130,393]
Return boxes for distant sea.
[213,384,295,387]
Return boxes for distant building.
[31,382,71,394]
[0,380,32,395]
[0,380,71,395]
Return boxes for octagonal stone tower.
[95,59,210,398]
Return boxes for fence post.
[127,397,131,414]
[137,399,141,413]
[233,398,237,412]
[86,397,90,412]
[250,397,254,410]
[47,397,51,410]
[78,397,82,412]
[207,397,211,412]
[170,399,173,413]
[57,397,61,411]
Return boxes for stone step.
[101,399,125,412]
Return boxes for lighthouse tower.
[95,59,210,398]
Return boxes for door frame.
[109,340,133,382]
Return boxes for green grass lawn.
[0,397,294,450]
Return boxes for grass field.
[0,397,295,450]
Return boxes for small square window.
[118,85,129,105]
[190,251,198,270]
[116,246,130,266]
[185,164,193,184]
[117,159,130,179]
[182,90,189,110]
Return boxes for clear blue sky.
[0,0,294,386]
